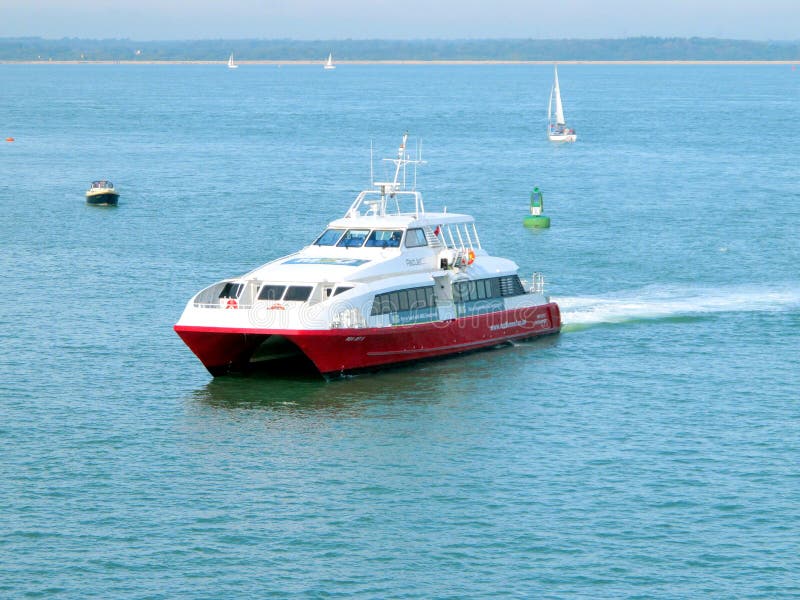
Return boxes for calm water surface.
[1,64,799,598]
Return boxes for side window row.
[371,286,437,316]
[453,276,526,303]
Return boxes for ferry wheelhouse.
[175,135,561,377]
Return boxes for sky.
[1,0,799,40]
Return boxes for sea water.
[1,63,799,598]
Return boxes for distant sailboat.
[324,53,336,70]
[228,53,238,69]
[547,65,576,142]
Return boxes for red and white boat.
[175,134,561,377]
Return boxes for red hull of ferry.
[175,303,561,377]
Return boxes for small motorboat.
[85,180,119,206]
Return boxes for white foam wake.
[554,283,800,329]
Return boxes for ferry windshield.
[365,230,403,248]
[258,285,286,300]
[313,229,346,246]
[337,229,370,248]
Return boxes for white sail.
[553,66,565,125]
[324,53,335,69]
[228,53,238,69]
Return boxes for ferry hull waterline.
[174,134,561,378]
[175,303,561,376]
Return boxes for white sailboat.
[324,53,336,70]
[228,53,238,69]
[547,65,576,142]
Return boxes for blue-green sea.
[1,63,799,598]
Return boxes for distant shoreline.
[2,59,798,65]
[4,37,799,63]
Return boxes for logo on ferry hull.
[489,320,527,332]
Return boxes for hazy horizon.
[3,35,800,43]
[3,1,799,41]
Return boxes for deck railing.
[526,272,545,295]
[330,307,367,329]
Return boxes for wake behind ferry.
[175,134,561,377]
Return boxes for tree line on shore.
[1,37,799,61]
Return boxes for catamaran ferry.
[174,134,561,377]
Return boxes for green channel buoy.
[523,214,551,228]
[523,187,550,228]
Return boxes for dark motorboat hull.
[86,192,119,206]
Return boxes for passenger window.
[414,287,427,308]
[258,285,286,301]
[333,286,353,296]
[314,229,346,246]
[284,286,313,302]
[337,229,370,248]
[399,291,409,311]
[365,230,403,248]
[219,282,243,298]
[404,228,428,248]
[410,288,420,308]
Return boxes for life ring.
[225,298,238,309]
[467,249,475,265]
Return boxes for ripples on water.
[1,64,799,597]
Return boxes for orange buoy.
[5,137,14,142]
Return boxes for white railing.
[330,307,367,329]
[527,272,545,295]
[441,222,482,252]
[345,189,426,218]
